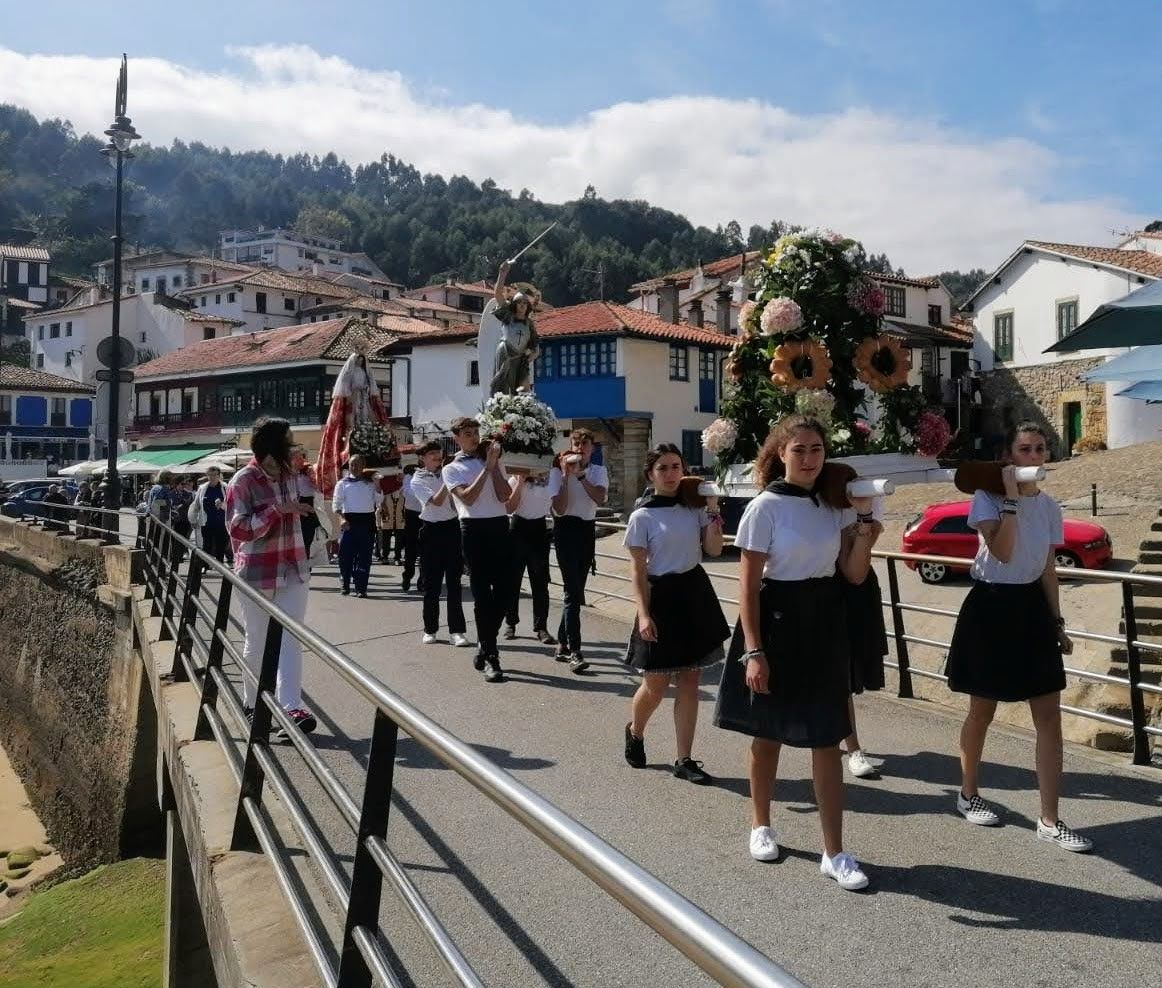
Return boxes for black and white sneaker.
[673,757,712,785]
[483,657,505,684]
[624,723,646,768]
[473,650,487,672]
[503,625,517,640]
[957,791,1000,826]
[1036,818,1093,853]
[569,653,590,674]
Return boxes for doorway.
[1063,401,1082,456]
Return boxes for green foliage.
[0,338,30,367]
[938,268,988,307]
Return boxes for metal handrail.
[130,515,805,988]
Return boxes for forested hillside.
[0,103,925,303]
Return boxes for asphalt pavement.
[218,556,1160,988]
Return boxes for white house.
[92,250,253,296]
[385,301,734,510]
[400,280,497,323]
[218,228,389,281]
[178,269,357,334]
[964,238,1162,455]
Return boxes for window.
[140,332,147,343]
[200,296,207,307]
[1056,299,1079,340]
[156,277,167,294]
[884,285,906,317]
[0,396,10,425]
[203,327,215,340]
[928,304,942,327]
[283,297,296,312]
[681,430,704,468]
[931,515,973,536]
[535,340,616,380]
[669,344,689,381]
[173,276,182,288]
[37,325,44,340]
[698,350,717,413]
[215,294,221,305]
[65,352,73,367]
[36,353,44,368]
[993,312,1014,361]
[256,292,268,314]
[921,348,935,374]
[141,277,150,291]
[65,321,72,337]
[200,274,210,285]
[49,323,60,339]
[468,360,479,386]
[227,292,236,303]
[50,398,66,428]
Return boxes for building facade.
[218,229,389,281]
[965,239,1162,455]
[1,244,50,335]
[0,365,94,465]
[177,269,357,334]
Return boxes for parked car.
[901,500,1113,583]
[0,482,79,520]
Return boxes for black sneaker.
[473,650,487,672]
[401,581,411,592]
[483,658,505,684]
[276,707,317,741]
[341,586,350,596]
[554,648,571,663]
[624,723,646,768]
[503,625,517,640]
[569,653,590,674]
[536,630,558,646]
[673,757,713,786]
[357,590,368,598]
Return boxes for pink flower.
[738,300,757,333]
[759,296,804,336]
[846,279,886,317]
[854,419,872,437]
[916,410,952,457]
[701,418,738,455]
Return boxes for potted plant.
[478,392,559,472]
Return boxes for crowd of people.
[133,410,1094,892]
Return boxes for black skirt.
[625,565,730,674]
[714,576,852,748]
[946,580,1066,702]
[842,569,887,695]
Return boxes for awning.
[1080,344,1162,383]
[58,459,106,476]
[1046,279,1162,353]
[120,445,221,469]
[1115,380,1162,402]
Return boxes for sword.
[506,221,558,266]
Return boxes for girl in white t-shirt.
[713,415,878,891]
[946,423,1092,853]
[622,444,729,785]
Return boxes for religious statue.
[481,260,541,396]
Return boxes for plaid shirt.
[226,459,309,590]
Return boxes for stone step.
[1109,646,1162,667]
[1139,551,1162,565]
[1141,539,1162,552]
[1133,603,1162,620]
[1129,565,1162,596]
[1118,618,1162,636]
[1105,661,1162,686]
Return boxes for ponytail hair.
[753,414,828,488]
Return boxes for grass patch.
[0,858,164,988]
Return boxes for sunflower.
[769,339,832,392]
[854,335,911,392]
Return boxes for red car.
[901,500,1113,583]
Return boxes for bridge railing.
[573,521,1161,766]
[118,511,807,988]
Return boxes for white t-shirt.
[509,476,553,520]
[968,491,1062,584]
[623,503,708,576]
[734,490,854,581]
[548,462,609,521]
[411,468,458,523]
[443,455,509,520]
[332,477,382,515]
[402,474,422,513]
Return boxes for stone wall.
[981,356,1106,458]
[574,416,652,514]
[0,519,158,866]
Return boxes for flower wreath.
[769,339,832,392]
[853,335,911,392]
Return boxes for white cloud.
[0,45,1141,272]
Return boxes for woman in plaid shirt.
[227,417,317,737]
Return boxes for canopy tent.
[119,445,222,469]
[180,450,246,474]
[1046,278,1162,353]
[1115,380,1162,403]
[57,459,106,476]
[1080,344,1162,383]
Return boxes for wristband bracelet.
[1002,498,1018,507]
[856,512,874,523]
[1001,508,1017,516]
[741,648,765,663]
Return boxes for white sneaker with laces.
[450,633,471,648]
[421,633,438,645]
[957,791,1000,826]
[1037,818,1093,853]
[846,750,878,779]
[820,851,869,891]
[749,826,780,862]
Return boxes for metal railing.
[567,522,1161,767]
[119,513,806,988]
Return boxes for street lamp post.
[101,54,140,519]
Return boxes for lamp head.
[104,115,140,153]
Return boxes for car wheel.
[1055,551,1080,569]
[918,561,948,584]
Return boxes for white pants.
[239,574,310,710]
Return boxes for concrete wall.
[621,338,721,458]
[0,518,158,865]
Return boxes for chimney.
[689,298,704,328]
[658,278,680,325]
[312,261,321,277]
[715,287,732,334]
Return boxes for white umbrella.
[58,459,104,476]
[1081,344,1162,383]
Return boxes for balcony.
[129,407,325,436]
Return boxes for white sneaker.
[421,633,438,645]
[749,826,780,862]
[450,633,471,648]
[846,750,878,779]
[820,851,869,891]
[1036,818,1094,853]
[957,791,1000,826]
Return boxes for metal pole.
[1120,582,1151,765]
[1091,482,1097,517]
[105,149,124,521]
[886,557,914,698]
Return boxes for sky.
[0,0,1158,273]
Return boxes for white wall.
[186,284,300,333]
[1105,380,1162,448]
[621,338,721,453]
[971,252,1146,371]
[406,342,482,428]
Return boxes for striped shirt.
[227,459,309,590]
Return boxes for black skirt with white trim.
[624,565,730,675]
[842,568,887,695]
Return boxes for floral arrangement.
[478,391,557,455]
[709,229,950,472]
[916,410,953,458]
[348,422,397,465]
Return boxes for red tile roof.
[631,252,761,291]
[133,317,398,379]
[179,268,358,300]
[0,364,93,394]
[869,271,941,290]
[883,318,973,349]
[536,301,736,347]
[0,244,50,262]
[1026,241,1162,279]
